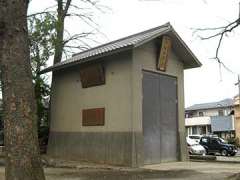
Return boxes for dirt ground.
[0,161,240,179]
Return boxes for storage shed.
[42,22,201,167]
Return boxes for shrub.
[227,137,240,147]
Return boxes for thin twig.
[195,18,240,75]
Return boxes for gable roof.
[41,22,201,73]
[186,98,234,111]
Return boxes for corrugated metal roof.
[186,98,234,111]
[41,22,201,73]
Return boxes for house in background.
[42,23,201,167]
[185,98,235,139]
[234,96,240,139]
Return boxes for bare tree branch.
[63,0,72,17]
[27,11,55,17]
[28,0,110,63]
[82,0,106,13]
[63,32,94,45]
[195,17,240,75]
[68,3,87,10]
[65,45,89,50]
[200,19,239,40]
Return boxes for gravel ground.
[217,155,240,162]
[0,161,240,179]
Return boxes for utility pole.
[239,2,240,23]
[235,74,240,105]
[239,2,240,22]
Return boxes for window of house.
[207,125,211,133]
[185,112,194,118]
[198,112,204,117]
[218,109,224,116]
[200,126,206,135]
[192,126,197,134]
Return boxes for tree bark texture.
[0,0,45,179]
[53,0,65,65]
[53,0,72,64]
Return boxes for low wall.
[47,131,141,166]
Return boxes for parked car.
[188,135,202,143]
[199,135,238,156]
[186,137,206,155]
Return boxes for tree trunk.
[53,0,65,65]
[0,0,45,179]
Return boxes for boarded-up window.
[157,36,171,71]
[82,108,105,126]
[80,63,105,88]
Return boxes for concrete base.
[0,146,4,157]
[47,131,142,167]
[189,155,216,161]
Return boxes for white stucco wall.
[185,117,211,126]
[50,51,133,132]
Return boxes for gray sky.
[29,0,240,107]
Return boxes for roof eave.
[40,45,133,74]
[168,29,202,69]
[186,105,234,111]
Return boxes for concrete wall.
[131,40,188,164]
[234,100,240,139]
[49,51,135,166]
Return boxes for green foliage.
[227,137,240,147]
[28,13,56,128]
[28,13,56,74]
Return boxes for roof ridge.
[191,98,233,105]
[72,22,171,58]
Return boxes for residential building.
[234,96,240,139]
[42,23,201,167]
[185,98,235,139]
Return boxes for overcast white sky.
[29,0,240,107]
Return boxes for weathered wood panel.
[157,36,171,71]
[80,63,105,88]
[82,108,105,126]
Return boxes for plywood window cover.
[157,36,172,72]
[82,108,105,126]
[80,63,105,88]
